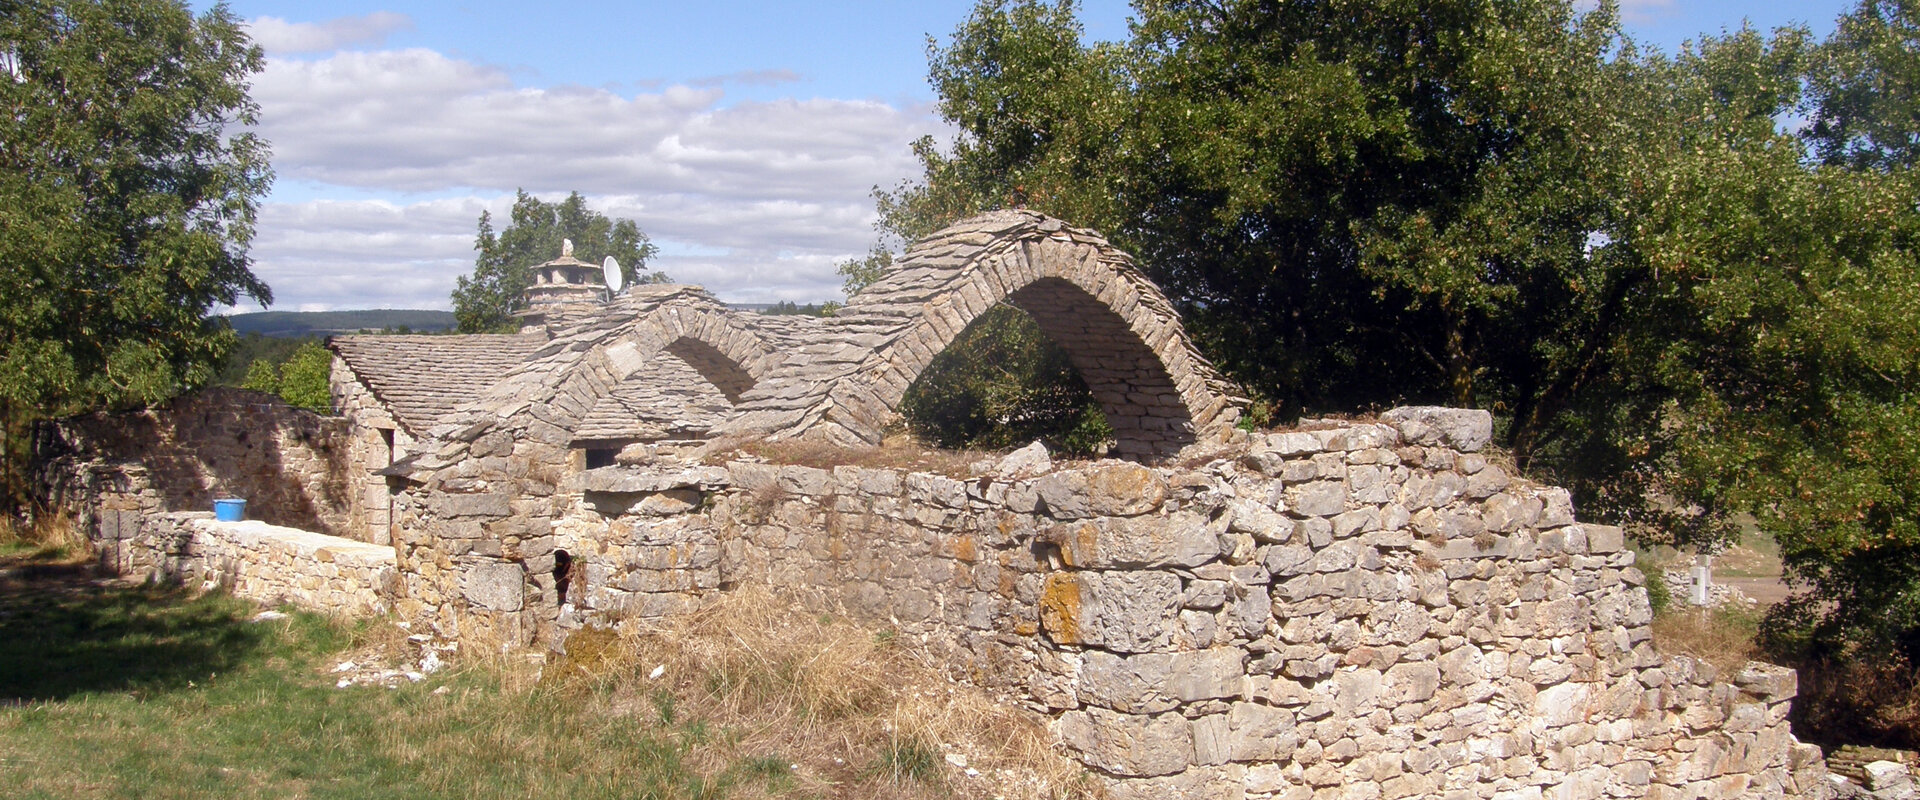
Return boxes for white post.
[1691,555,1712,607]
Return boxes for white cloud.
[243,44,940,312]
[246,12,414,55]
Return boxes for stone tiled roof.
[572,355,733,442]
[329,333,547,434]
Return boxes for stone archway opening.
[663,337,756,404]
[897,276,1200,459]
[900,302,1111,456]
[1002,277,1198,457]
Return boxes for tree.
[1808,0,1920,169]
[235,339,330,413]
[888,0,1669,440]
[0,0,271,504]
[900,305,1113,455]
[451,191,667,332]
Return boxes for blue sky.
[210,0,1860,312]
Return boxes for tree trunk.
[1445,313,1473,408]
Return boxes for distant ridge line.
[226,310,458,338]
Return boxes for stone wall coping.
[185,518,395,568]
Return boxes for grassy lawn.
[0,576,778,799]
[0,553,1085,800]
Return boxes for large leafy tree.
[883,0,1920,670]
[0,0,272,503]
[452,190,666,333]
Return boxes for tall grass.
[0,569,1093,800]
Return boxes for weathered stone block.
[461,560,524,611]
[1167,648,1248,702]
[1381,406,1493,452]
[1228,500,1297,543]
[1291,481,1346,518]
[1039,571,1182,653]
[1080,650,1178,713]
[1035,463,1169,519]
[1054,707,1194,777]
[431,491,510,518]
[1227,701,1299,761]
[1042,513,1220,569]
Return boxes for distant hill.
[226,310,458,338]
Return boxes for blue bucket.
[213,498,247,522]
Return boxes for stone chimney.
[515,239,608,333]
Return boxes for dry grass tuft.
[560,586,1099,800]
[0,512,91,564]
[1650,605,1763,674]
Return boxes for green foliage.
[451,190,666,333]
[238,358,279,394]
[1808,0,1920,169]
[214,332,309,386]
[888,0,1920,662]
[275,341,333,413]
[0,0,271,503]
[233,340,332,413]
[900,305,1110,456]
[836,243,894,297]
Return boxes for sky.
[207,0,1861,313]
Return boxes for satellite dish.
[603,256,624,293]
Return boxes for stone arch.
[794,211,1243,457]
[599,305,772,400]
[460,288,782,441]
[555,303,776,434]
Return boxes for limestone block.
[1382,662,1441,706]
[1186,579,1228,610]
[1036,463,1169,519]
[461,560,524,611]
[1102,766,1247,800]
[1583,525,1625,555]
[1055,707,1194,777]
[1041,513,1220,569]
[1534,681,1590,728]
[430,491,510,518]
[1264,544,1313,577]
[1227,701,1300,761]
[1291,481,1346,518]
[996,440,1053,477]
[1167,648,1248,702]
[1228,581,1271,639]
[1732,663,1797,700]
[1263,431,1324,457]
[1039,571,1182,653]
[1080,651,1178,713]
[1228,499,1297,543]
[776,465,831,496]
[1380,406,1493,452]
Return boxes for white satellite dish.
[603,255,624,293]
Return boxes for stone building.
[37,211,1837,799]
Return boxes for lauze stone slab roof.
[331,212,1247,458]
[328,333,548,435]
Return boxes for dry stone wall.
[99,511,395,617]
[389,407,1827,800]
[34,387,358,540]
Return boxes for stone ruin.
[34,211,1838,799]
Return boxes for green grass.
[0,577,800,800]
